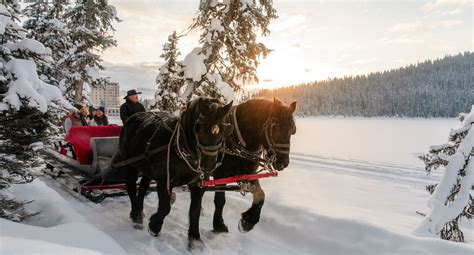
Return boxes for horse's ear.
[196,98,207,115]
[289,101,297,113]
[219,100,233,118]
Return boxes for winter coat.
[120,100,145,124]
[64,113,88,133]
[88,115,109,126]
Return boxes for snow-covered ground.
[2,118,473,254]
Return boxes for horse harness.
[112,104,291,191]
[224,106,291,171]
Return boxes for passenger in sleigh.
[88,106,109,126]
[64,103,89,133]
[54,104,89,158]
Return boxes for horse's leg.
[136,176,151,211]
[148,184,172,237]
[125,167,143,228]
[188,185,205,249]
[212,190,229,233]
[239,179,265,233]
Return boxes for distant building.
[90,83,120,107]
[90,83,120,116]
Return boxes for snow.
[209,73,236,103]
[0,21,5,35]
[1,59,73,113]
[2,118,474,254]
[292,117,458,166]
[183,47,207,82]
[0,179,126,255]
[18,38,46,55]
[209,18,224,32]
[0,4,8,15]
[2,236,101,255]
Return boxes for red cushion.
[65,126,122,165]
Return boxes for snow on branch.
[0,59,73,113]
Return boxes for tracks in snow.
[290,152,440,185]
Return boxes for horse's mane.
[238,98,296,130]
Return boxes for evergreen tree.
[0,0,72,222]
[181,0,277,102]
[63,0,119,103]
[22,0,71,88]
[413,106,474,242]
[152,31,185,112]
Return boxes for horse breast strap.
[231,106,247,148]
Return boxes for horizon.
[102,0,473,97]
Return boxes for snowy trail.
[30,152,474,254]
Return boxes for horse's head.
[188,98,233,173]
[263,98,297,171]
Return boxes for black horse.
[113,97,233,248]
[212,98,297,235]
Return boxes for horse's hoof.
[188,238,205,251]
[212,222,229,234]
[130,211,144,225]
[132,222,143,230]
[148,227,159,237]
[238,218,254,233]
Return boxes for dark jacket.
[90,115,109,126]
[120,100,145,124]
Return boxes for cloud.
[102,62,160,98]
[440,8,463,16]
[353,58,377,65]
[390,21,423,32]
[379,35,421,44]
[421,0,467,12]
[437,19,464,28]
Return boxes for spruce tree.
[181,0,277,102]
[0,0,72,222]
[23,0,71,88]
[63,0,119,103]
[152,31,185,112]
[413,106,474,242]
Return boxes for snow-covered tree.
[152,31,185,112]
[0,1,72,221]
[22,0,71,87]
[181,0,277,102]
[63,0,119,103]
[413,106,474,242]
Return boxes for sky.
[102,0,473,98]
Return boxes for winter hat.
[98,106,106,113]
[124,89,142,99]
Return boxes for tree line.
[258,52,473,117]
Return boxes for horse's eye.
[211,125,220,135]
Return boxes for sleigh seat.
[65,126,122,169]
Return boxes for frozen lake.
[291,117,458,167]
[111,116,459,167]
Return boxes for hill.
[258,52,473,117]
